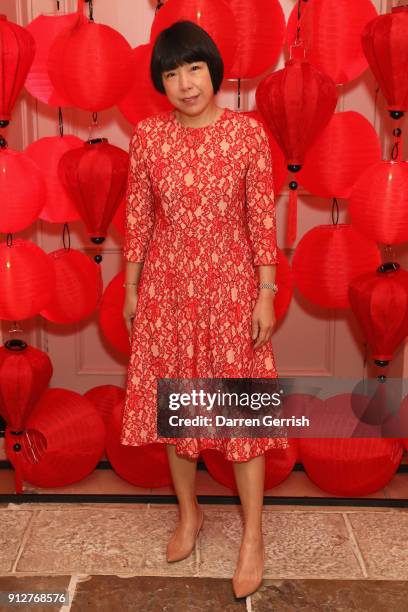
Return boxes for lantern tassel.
[286,186,298,246]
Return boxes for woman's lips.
[182,95,199,104]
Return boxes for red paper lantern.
[292,224,381,309]
[5,388,105,493]
[40,249,103,324]
[58,139,129,241]
[0,238,55,321]
[256,58,338,170]
[25,13,82,107]
[0,15,35,126]
[84,385,126,428]
[150,0,237,76]
[106,400,172,488]
[0,148,45,233]
[0,340,52,431]
[225,0,285,79]
[362,10,408,117]
[112,198,126,237]
[349,263,408,366]
[297,111,382,198]
[99,271,130,357]
[286,0,378,85]
[24,136,82,223]
[243,111,288,195]
[201,443,298,492]
[118,44,173,125]
[349,161,408,245]
[47,4,133,112]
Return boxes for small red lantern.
[256,58,338,171]
[0,238,55,321]
[47,2,133,112]
[5,388,105,493]
[0,147,45,233]
[106,399,172,488]
[286,0,378,85]
[150,0,237,76]
[99,271,130,357]
[40,249,103,324]
[349,161,408,245]
[118,44,173,125]
[292,224,381,309]
[362,10,408,118]
[0,15,35,127]
[297,111,382,198]
[58,139,129,242]
[225,0,285,79]
[349,262,408,367]
[112,198,126,238]
[24,136,82,223]
[25,13,82,107]
[84,385,126,428]
[0,340,52,431]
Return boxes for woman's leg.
[231,454,265,596]
[165,444,203,560]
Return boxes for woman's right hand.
[123,291,138,337]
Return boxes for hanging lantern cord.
[391,127,402,161]
[331,197,339,225]
[56,0,60,11]
[92,111,98,124]
[237,78,241,110]
[58,107,64,137]
[296,0,308,43]
[85,0,94,22]
[6,233,12,248]
[63,223,71,251]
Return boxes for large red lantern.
[243,111,288,195]
[349,161,408,245]
[106,400,172,488]
[0,340,52,431]
[40,249,103,324]
[84,385,125,428]
[256,58,338,171]
[0,147,45,233]
[5,388,105,493]
[362,10,408,118]
[150,0,237,76]
[297,112,382,198]
[99,271,130,357]
[225,0,285,79]
[292,224,381,309]
[349,263,408,367]
[0,238,55,321]
[47,1,133,112]
[58,139,129,242]
[25,13,82,107]
[118,44,173,125]
[286,0,378,85]
[0,15,35,127]
[24,136,82,223]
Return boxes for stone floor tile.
[0,575,70,612]
[70,575,245,611]
[251,579,408,611]
[348,512,408,579]
[15,507,150,574]
[261,512,364,579]
[0,509,33,573]
[198,510,243,577]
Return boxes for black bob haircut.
[150,20,224,95]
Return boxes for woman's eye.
[165,72,175,78]
[191,65,201,71]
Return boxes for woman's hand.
[123,291,138,338]
[251,292,276,350]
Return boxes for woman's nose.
[178,70,192,90]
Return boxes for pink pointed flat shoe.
[166,507,204,563]
[232,544,265,599]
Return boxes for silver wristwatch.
[259,282,278,294]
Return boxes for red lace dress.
[120,107,289,461]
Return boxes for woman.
[121,20,289,599]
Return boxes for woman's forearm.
[256,264,277,299]
[124,261,144,293]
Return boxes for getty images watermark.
[157,377,408,439]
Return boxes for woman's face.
[161,61,215,115]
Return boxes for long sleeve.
[245,122,278,266]
[123,127,155,263]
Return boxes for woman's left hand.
[251,293,276,350]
